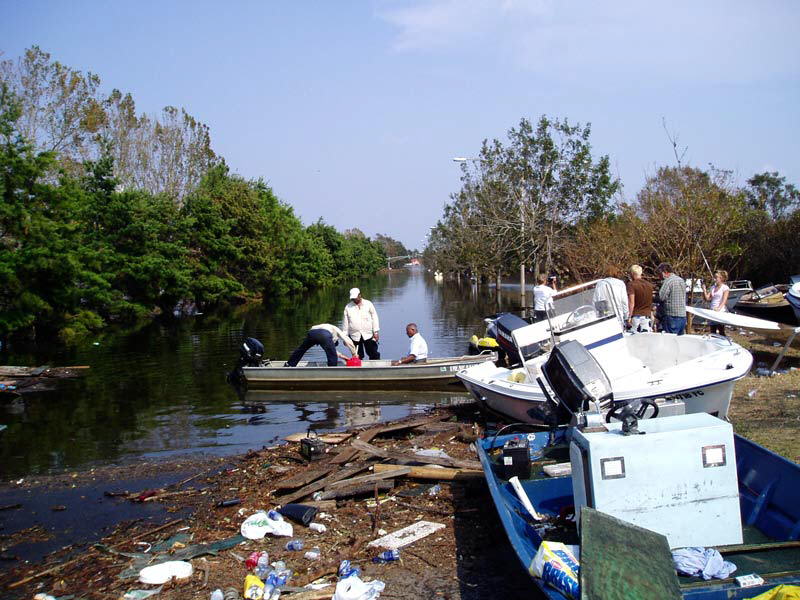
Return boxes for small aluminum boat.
[242,353,497,390]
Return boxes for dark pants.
[709,322,726,336]
[533,310,548,322]
[287,329,338,366]
[352,337,380,360]
[661,315,686,335]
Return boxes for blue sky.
[3,0,799,248]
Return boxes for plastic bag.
[240,510,293,539]
[332,575,386,600]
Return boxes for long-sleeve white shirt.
[408,332,428,360]
[342,299,380,341]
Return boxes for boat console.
[538,338,743,549]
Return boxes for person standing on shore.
[343,288,381,360]
[392,323,428,365]
[532,274,557,321]
[657,262,687,335]
[627,264,654,332]
[702,270,730,336]
[286,324,356,367]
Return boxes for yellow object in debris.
[244,574,265,599]
[746,585,800,600]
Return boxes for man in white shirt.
[343,288,381,360]
[286,324,357,367]
[392,323,428,365]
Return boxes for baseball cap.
[349,288,360,299]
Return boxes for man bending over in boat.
[391,323,429,366]
[285,324,357,367]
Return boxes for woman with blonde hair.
[702,270,730,336]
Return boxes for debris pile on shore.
[0,404,534,599]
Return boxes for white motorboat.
[457,280,753,424]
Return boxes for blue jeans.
[287,329,339,366]
[661,315,686,335]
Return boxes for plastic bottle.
[223,589,240,600]
[304,547,321,560]
[211,590,224,600]
[309,522,327,533]
[267,509,283,521]
[246,551,269,573]
[255,553,270,579]
[372,549,400,563]
[216,498,242,508]
[285,539,304,551]
[338,559,361,579]
[428,484,442,496]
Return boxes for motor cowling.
[239,337,265,368]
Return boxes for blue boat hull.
[477,431,800,600]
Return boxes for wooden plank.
[351,439,481,470]
[274,466,335,490]
[318,479,394,500]
[0,365,89,377]
[284,432,352,444]
[327,467,411,490]
[374,463,482,481]
[278,461,371,504]
[330,426,384,464]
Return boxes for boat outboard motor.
[239,337,265,368]
[538,339,613,428]
[494,313,541,367]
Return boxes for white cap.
[349,288,360,299]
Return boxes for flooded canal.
[0,270,513,478]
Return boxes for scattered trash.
[241,510,293,539]
[138,560,194,584]
[122,588,163,600]
[338,559,361,579]
[246,551,269,577]
[277,503,318,525]
[284,539,304,551]
[304,546,321,560]
[308,522,327,533]
[243,573,265,599]
[755,368,774,377]
[216,498,242,508]
[332,575,385,600]
[773,342,782,347]
[223,589,241,600]
[414,447,452,459]
[367,521,446,550]
[33,595,57,600]
[428,484,442,496]
[748,390,757,398]
[372,549,400,564]
[211,589,224,600]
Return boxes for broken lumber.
[284,432,352,444]
[278,461,371,504]
[274,466,335,490]
[373,463,482,481]
[318,479,394,500]
[326,466,410,490]
[351,439,481,470]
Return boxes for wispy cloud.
[376,0,800,85]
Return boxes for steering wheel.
[606,398,659,423]
[563,305,597,328]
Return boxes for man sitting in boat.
[285,324,357,367]
[391,323,428,365]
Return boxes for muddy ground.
[0,330,797,600]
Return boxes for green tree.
[746,171,799,221]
